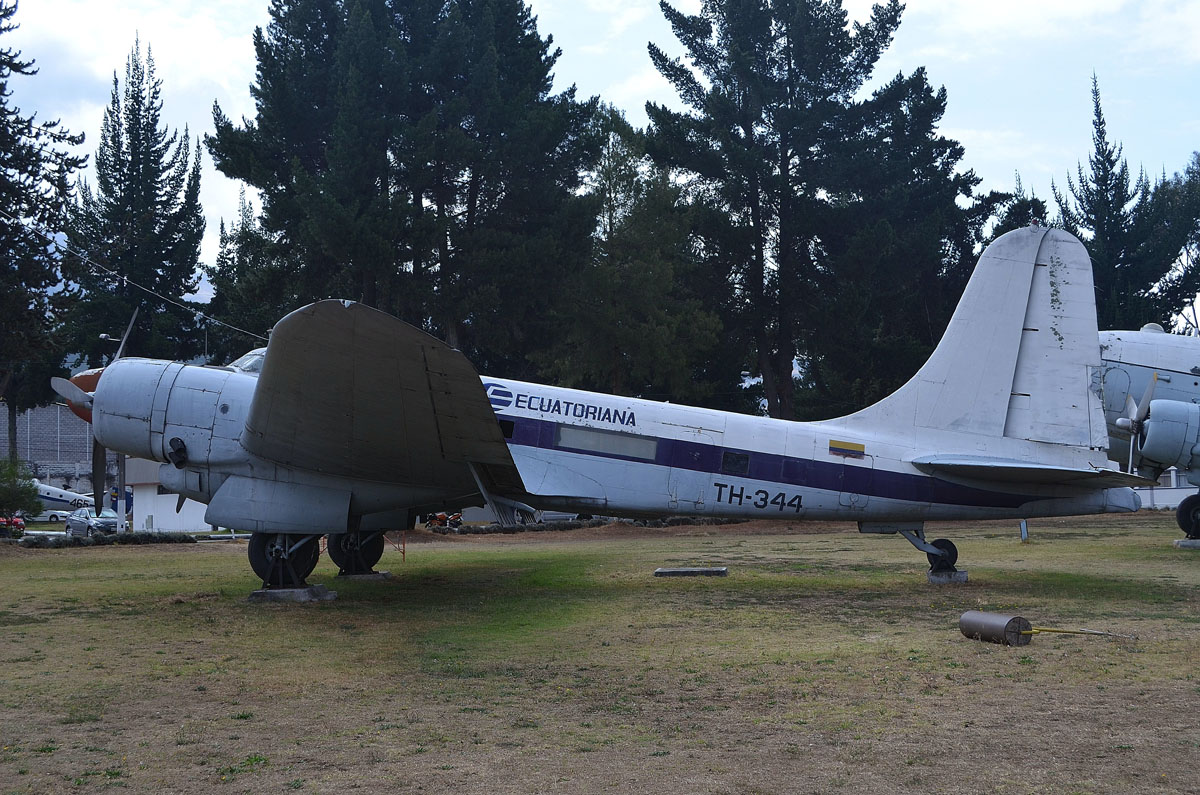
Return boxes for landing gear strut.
[248,533,321,588]
[858,521,960,574]
[1176,494,1200,540]
[326,531,385,575]
[896,527,958,572]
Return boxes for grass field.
[1,513,1198,794]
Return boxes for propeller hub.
[65,368,104,423]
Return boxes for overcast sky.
[7,0,1199,300]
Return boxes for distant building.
[0,400,116,493]
[126,457,211,533]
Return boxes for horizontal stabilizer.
[910,455,1156,488]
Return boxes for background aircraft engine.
[1136,399,1200,480]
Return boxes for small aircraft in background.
[52,225,1153,588]
[28,479,94,522]
[1097,324,1200,538]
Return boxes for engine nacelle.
[1137,399,1200,476]
[93,358,257,469]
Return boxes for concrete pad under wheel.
[248,584,338,603]
[1173,539,1200,550]
[336,571,394,580]
[928,570,968,584]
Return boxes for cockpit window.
[228,348,267,374]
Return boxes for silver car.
[65,507,120,537]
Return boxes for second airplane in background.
[1098,324,1200,538]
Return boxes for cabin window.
[721,451,750,476]
[556,425,658,461]
[498,419,515,439]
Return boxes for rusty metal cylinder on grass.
[959,610,1032,646]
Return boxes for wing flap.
[910,455,1156,488]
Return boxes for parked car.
[0,515,25,538]
[65,507,121,537]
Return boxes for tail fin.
[836,226,1107,450]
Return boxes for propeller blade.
[112,306,140,361]
[1133,372,1157,425]
[1123,394,1138,421]
[51,377,93,407]
[92,437,107,516]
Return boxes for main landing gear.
[248,533,321,589]
[247,531,389,587]
[326,531,386,575]
[1176,494,1200,540]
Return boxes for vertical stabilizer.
[833,227,1106,449]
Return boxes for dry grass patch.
[0,513,1197,793]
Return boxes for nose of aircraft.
[62,367,105,424]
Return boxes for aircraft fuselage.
[484,377,1136,524]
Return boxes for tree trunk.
[7,400,17,465]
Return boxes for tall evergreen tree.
[0,0,84,462]
[988,174,1049,241]
[203,190,285,364]
[64,39,205,365]
[535,105,722,401]
[208,0,601,380]
[209,0,411,319]
[1177,154,1200,331]
[1053,76,1200,330]
[795,67,1002,417]
[648,0,991,419]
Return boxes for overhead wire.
[0,206,268,342]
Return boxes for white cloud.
[604,65,681,126]
[1127,0,1200,64]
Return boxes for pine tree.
[203,190,285,364]
[648,0,990,419]
[535,105,722,401]
[0,0,84,462]
[64,39,205,364]
[1053,76,1150,330]
[208,0,601,379]
[1052,76,1200,331]
[795,67,1001,417]
[1176,154,1200,331]
[988,174,1049,240]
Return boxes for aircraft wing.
[242,300,523,493]
[910,455,1157,488]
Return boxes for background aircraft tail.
[836,226,1109,451]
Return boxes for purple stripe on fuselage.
[498,414,1035,509]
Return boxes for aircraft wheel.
[327,532,385,575]
[248,533,320,588]
[1176,494,1200,539]
[926,538,958,572]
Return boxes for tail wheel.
[926,538,958,572]
[327,532,385,575]
[248,533,320,588]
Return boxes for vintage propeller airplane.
[52,225,1153,588]
[1097,323,1200,538]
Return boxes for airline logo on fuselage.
[484,382,637,428]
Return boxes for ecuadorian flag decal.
[829,439,866,459]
